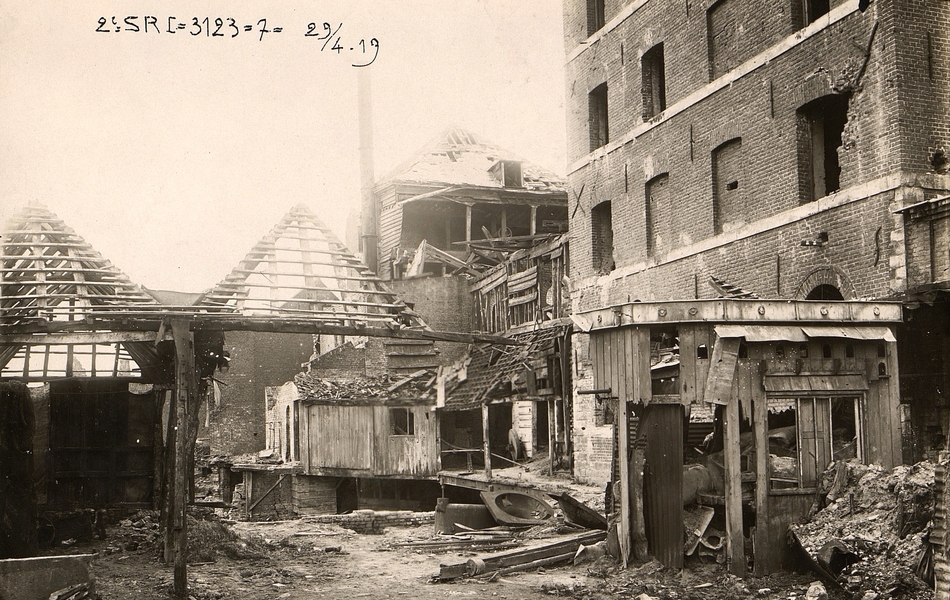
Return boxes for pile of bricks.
[305,510,434,534]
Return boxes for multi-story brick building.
[562,0,950,482]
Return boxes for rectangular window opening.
[798,94,850,203]
[589,83,609,151]
[390,407,415,436]
[641,43,667,120]
[591,200,614,274]
[587,0,606,36]
[712,138,743,234]
[767,395,861,491]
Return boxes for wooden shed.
[575,299,903,575]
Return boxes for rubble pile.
[294,371,435,400]
[789,460,935,599]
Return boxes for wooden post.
[753,380,770,576]
[548,399,557,474]
[529,205,538,235]
[630,429,648,559]
[170,318,197,599]
[617,397,631,567]
[465,205,472,243]
[723,397,747,576]
[482,403,492,480]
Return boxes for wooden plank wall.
[590,327,651,405]
[378,195,403,280]
[307,405,374,471]
[377,405,439,477]
[678,325,711,404]
[860,340,901,469]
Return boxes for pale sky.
[1,1,567,292]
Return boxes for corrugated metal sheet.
[642,404,684,569]
[763,375,868,392]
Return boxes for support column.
[465,205,472,243]
[723,398,747,576]
[169,318,197,599]
[482,403,492,479]
[548,399,557,474]
[530,205,538,235]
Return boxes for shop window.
[641,43,666,120]
[768,396,861,490]
[390,408,415,436]
[587,0,606,36]
[797,94,849,202]
[591,201,615,274]
[589,83,609,151]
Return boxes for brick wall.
[563,2,950,290]
[208,332,314,456]
[571,332,613,486]
[562,0,950,482]
[391,276,472,364]
[304,509,434,534]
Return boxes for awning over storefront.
[714,324,895,343]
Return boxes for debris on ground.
[789,460,935,599]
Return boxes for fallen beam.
[438,530,606,580]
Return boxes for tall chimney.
[358,69,378,273]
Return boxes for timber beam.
[0,318,518,345]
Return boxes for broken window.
[712,138,743,234]
[767,396,861,490]
[587,0,605,36]
[390,407,415,436]
[591,200,614,274]
[589,83,609,151]
[797,94,849,203]
[489,160,523,188]
[641,43,666,120]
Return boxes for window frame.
[765,393,864,493]
[390,406,416,436]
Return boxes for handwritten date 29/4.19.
[305,22,379,67]
[95,17,379,67]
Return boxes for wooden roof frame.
[1,204,514,378]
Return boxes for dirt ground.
[49,513,847,600]
[40,457,934,599]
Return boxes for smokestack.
[358,69,378,273]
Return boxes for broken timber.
[437,530,607,580]
[0,318,518,346]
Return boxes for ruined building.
[562,0,950,480]
[560,0,950,580]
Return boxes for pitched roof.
[377,128,566,194]
[1,203,158,327]
[441,325,567,411]
[0,204,164,380]
[196,204,427,328]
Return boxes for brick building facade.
[563,0,950,483]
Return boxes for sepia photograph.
[1,1,948,598]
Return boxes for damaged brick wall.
[564,1,950,288]
[562,0,950,486]
[207,332,314,456]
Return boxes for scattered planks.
[438,530,607,580]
